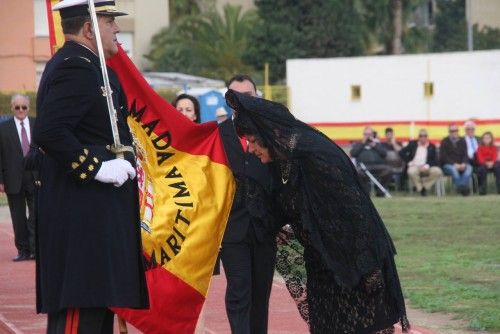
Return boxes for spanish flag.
[109,46,235,334]
[46,2,235,333]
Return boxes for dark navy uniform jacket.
[34,41,149,313]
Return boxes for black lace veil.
[226,89,409,332]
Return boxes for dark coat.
[219,119,275,243]
[350,141,388,165]
[34,41,149,313]
[399,140,439,167]
[0,117,37,194]
[439,136,468,166]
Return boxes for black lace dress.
[225,89,409,334]
[275,160,402,334]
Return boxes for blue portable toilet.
[180,88,232,123]
[198,90,232,122]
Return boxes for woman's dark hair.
[481,131,495,147]
[173,94,201,123]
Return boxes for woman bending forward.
[226,90,409,334]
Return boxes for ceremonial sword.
[87,0,133,160]
[87,2,132,332]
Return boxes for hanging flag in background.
[45,0,64,55]
[45,2,235,332]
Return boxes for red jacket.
[476,145,498,165]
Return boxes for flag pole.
[87,0,132,159]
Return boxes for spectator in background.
[399,129,442,196]
[173,93,201,123]
[440,123,472,196]
[382,127,403,152]
[463,120,480,166]
[476,131,500,195]
[215,107,228,123]
[0,94,37,261]
[350,127,392,196]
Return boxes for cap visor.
[97,11,128,17]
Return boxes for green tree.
[361,0,430,54]
[245,0,366,83]
[147,4,256,79]
[474,25,500,50]
[169,0,200,25]
[432,0,467,52]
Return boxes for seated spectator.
[463,120,480,166]
[440,123,472,196]
[476,131,500,195]
[382,127,403,152]
[350,127,392,196]
[399,129,442,196]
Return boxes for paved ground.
[0,206,435,334]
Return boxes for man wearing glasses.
[0,94,36,261]
[399,129,442,196]
[440,123,472,195]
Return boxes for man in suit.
[33,1,148,332]
[219,74,277,334]
[440,123,472,195]
[399,128,442,196]
[0,94,36,261]
[463,120,480,166]
[350,127,392,196]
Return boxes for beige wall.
[0,0,50,92]
[471,0,500,29]
[117,0,169,70]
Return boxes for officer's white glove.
[94,159,136,187]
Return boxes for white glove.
[94,159,136,187]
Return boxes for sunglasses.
[14,106,28,111]
[419,134,428,137]
[449,129,459,133]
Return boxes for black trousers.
[221,226,277,334]
[47,308,114,334]
[6,173,35,255]
[476,162,500,194]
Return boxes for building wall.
[472,0,500,29]
[287,51,500,142]
[0,0,50,92]
[117,0,169,70]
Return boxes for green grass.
[373,196,500,331]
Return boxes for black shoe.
[12,253,31,262]
[459,186,470,196]
[420,188,427,197]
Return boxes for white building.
[287,50,500,143]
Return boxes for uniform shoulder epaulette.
[63,56,91,63]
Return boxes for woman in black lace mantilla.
[225,90,409,334]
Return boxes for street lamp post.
[466,0,473,51]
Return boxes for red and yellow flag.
[46,0,64,55]
[109,46,235,334]
[46,2,235,332]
